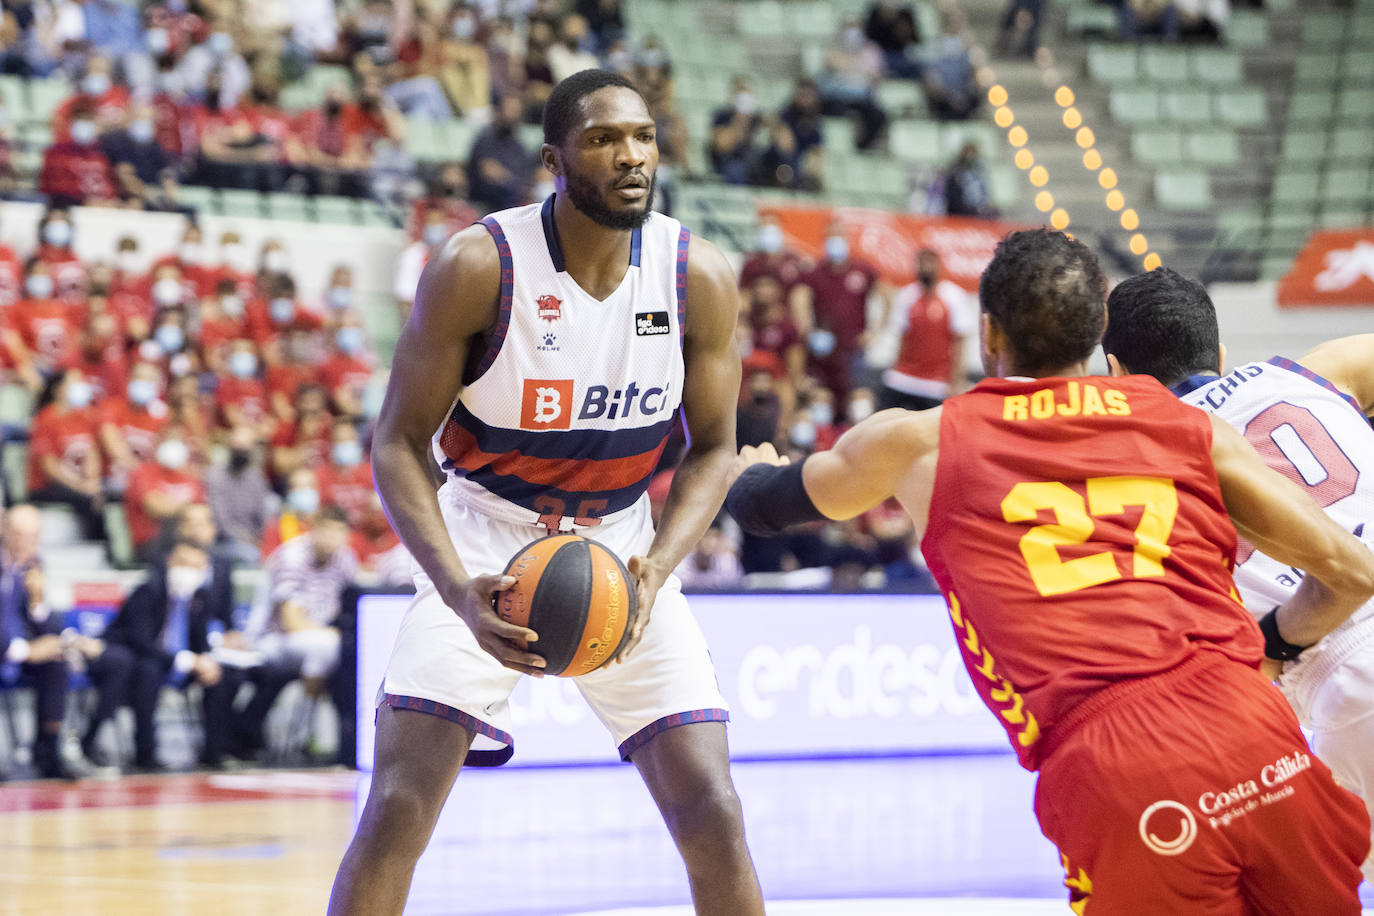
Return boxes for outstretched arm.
[1209,414,1374,648]
[621,236,741,658]
[372,225,544,675]
[1297,333,1374,416]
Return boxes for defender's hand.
[727,442,790,488]
[617,554,668,663]
[448,574,547,677]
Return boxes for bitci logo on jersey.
[520,379,574,430]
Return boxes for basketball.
[494,534,639,677]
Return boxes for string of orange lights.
[986,83,1074,233]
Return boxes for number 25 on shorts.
[1001,476,1180,597]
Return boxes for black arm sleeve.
[725,461,829,537]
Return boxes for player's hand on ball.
[450,574,547,676]
[617,554,666,663]
[726,442,790,488]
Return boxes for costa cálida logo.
[536,294,563,323]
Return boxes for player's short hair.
[978,229,1106,375]
[1102,267,1220,387]
[542,69,642,148]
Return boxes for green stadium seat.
[1318,209,1368,229]
[1065,4,1117,36]
[1329,126,1374,163]
[1154,168,1212,211]
[888,120,942,164]
[1225,13,1268,48]
[1294,55,1341,84]
[1141,47,1190,84]
[265,193,312,222]
[821,117,857,152]
[1351,12,1374,42]
[1322,168,1372,204]
[359,200,398,227]
[1301,12,1347,44]
[0,75,23,111]
[307,65,353,94]
[1087,45,1138,85]
[1215,209,1263,243]
[0,384,33,426]
[2,442,27,502]
[1260,256,1295,281]
[1185,129,1240,167]
[1280,130,1326,162]
[940,123,998,158]
[18,122,53,149]
[1287,90,1334,124]
[279,81,323,112]
[1272,169,1320,205]
[1337,88,1374,121]
[219,189,263,218]
[175,185,218,213]
[103,503,134,569]
[792,1,837,40]
[516,123,544,154]
[314,195,358,224]
[737,0,786,37]
[1190,50,1243,84]
[988,165,1020,209]
[876,81,925,118]
[25,78,68,123]
[1162,89,1212,125]
[1110,88,1162,125]
[1132,129,1185,165]
[1214,89,1267,128]
[1341,50,1374,81]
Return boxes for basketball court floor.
[2,753,1371,914]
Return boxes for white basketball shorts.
[378,482,728,765]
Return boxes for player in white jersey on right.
[1102,266,1374,880]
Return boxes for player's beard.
[564,169,656,230]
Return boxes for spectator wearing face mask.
[176,26,251,110]
[0,212,21,308]
[881,248,974,411]
[265,327,325,421]
[466,93,533,214]
[124,431,206,561]
[206,423,270,561]
[285,86,376,198]
[316,421,372,527]
[923,16,981,122]
[97,360,169,489]
[816,20,888,150]
[319,265,355,323]
[41,107,118,208]
[74,297,130,401]
[164,374,214,465]
[709,75,764,187]
[269,383,334,479]
[197,280,249,374]
[799,224,889,403]
[208,232,256,300]
[320,318,373,418]
[52,56,130,143]
[254,239,292,300]
[746,276,806,394]
[144,0,205,62]
[673,522,744,591]
[5,259,83,380]
[351,491,405,580]
[547,14,599,83]
[34,209,86,305]
[438,3,491,120]
[940,142,996,218]
[248,274,322,362]
[261,466,322,555]
[81,538,239,771]
[151,224,213,298]
[27,369,105,539]
[394,202,455,319]
[215,340,272,436]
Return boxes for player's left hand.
[617,554,668,663]
[725,441,789,488]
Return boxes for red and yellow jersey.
[920,375,1262,770]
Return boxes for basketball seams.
[527,538,593,676]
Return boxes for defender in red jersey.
[727,230,1374,913]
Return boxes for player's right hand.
[446,574,547,677]
[726,442,790,488]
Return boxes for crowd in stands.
[0,0,995,780]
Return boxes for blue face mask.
[270,298,295,325]
[824,236,849,263]
[25,275,53,299]
[127,378,158,406]
[65,380,94,409]
[286,487,320,516]
[423,224,449,247]
[336,326,364,355]
[229,351,257,378]
[326,286,352,310]
[155,323,185,354]
[758,224,784,254]
[130,119,155,143]
[331,440,363,467]
[43,221,72,248]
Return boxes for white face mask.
[167,564,207,599]
[758,224,784,254]
[789,419,817,449]
[734,91,756,116]
[71,120,98,145]
[264,249,289,273]
[156,439,190,470]
[222,243,252,273]
[43,221,73,248]
[25,274,54,299]
[130,119,155,143]
[82,73,112,96]
[116,251,139,273]
[848,398,875,424]
[179,243,205,265]
[153,277,183,306]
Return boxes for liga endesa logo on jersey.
[519,378,673,430]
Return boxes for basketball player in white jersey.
[328,71,764,914]
[1103,267,1374,880]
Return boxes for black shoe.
[35,746,85,781]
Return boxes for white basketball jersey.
[1175,358,1374,634]
[434,196,688,530]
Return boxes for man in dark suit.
[81,538,239,770]
[0,504,92,779]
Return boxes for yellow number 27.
[1000,476,1179,597]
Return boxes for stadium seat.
[1141,47,1190,84]
[1329,127,1374,164]
[1280,130,1326,162]
[1190,50,1243,84]
[24,78,68,123]
[888,121,942,165]
[176,185,218,213]
[791,1,837,41]
[876,81,925,118]
[266,193,312,222]
[1226,12,1269,48]
[988,166,1020,209]
[1301,12,1347,44]
[1287,90,1334,125]
[0,384,33,426]
[1294,55,1340,84]
[1271,169,1320,205]
[1110,88,1162,125]
[1318,209,1367,229]
[1162,90,1212,125]
[2,443,27,503]
[939,123,998,158]
[1087,45,1138,85]
[1185,129,1240,167]
[102,504,134,569]
[1341,50,1374,82]
[0,76,23,113]
[313,196,358,224]
[1322,168,1372,205]
[1336,88,1374,122]
[1065,4,1117,36]
[1132,129,1185,166]
[219,189,263,218]
[821,117,857,153]
[736,0,786,37]
[1214,89,1267,128]
[1154,168,1212,211]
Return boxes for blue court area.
[354,753,1374,915]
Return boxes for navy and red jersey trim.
[1267,356,1367,419]
[540,194,643,272]
[471,217,514,381]
[453,460,668,519]
[443,401,679,462]
[675,227,689,342]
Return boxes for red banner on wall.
[1277,229,1374,308]
[763,205,1033,292]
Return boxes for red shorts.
[1034,651,1369,915]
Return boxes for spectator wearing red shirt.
[321,317,373,418]
[319,264,357,330]
[249,275,323,364]
[165,374,215,468]
[149,225,212,301]
[0,227,20,307]
[270,383,333,479]
[34,209,87,305]
[317,421,373,527]
[208,231,256,300]
[5,259,83,379]
[27,369,105,540]
[149,56,192,158]
[739,215,813,332]
[198,279,249,374]
[800,224,889,402]
[216,341,273,437]
[880,249,974,411]
[144,1,206,61]
[253,239,292,300]
[285,86,380,198]
[75,296,133,400]
[195,81,285,192]
[260,467,320,555]
[393,202,453,320]
[107,237,152,339]
[748,275,806,387]
[52,57,131,143]
[124,432,206,561]
[98,361,170,488]
[40,105,118,207]
[350,492,401,574]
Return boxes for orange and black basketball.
[495,534,639,677]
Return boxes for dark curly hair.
[542,69,642,148]
[978,229,1107,375]
[1102,267,1220,388]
